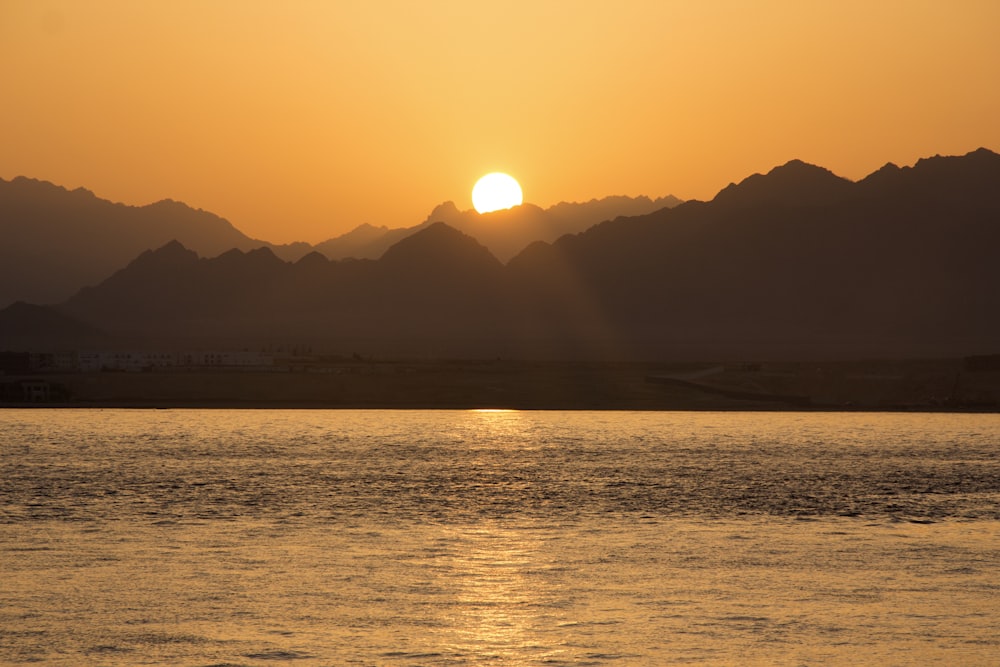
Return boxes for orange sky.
[2,1,999,244]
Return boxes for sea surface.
[1,409,998,666]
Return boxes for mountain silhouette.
[56,223,510,352]
[313,194,682,262]
[502,149,1000,359]
[0,301,112,350]
[712,160,855,209]
[312,221,418,263]
[1,176,679,309]
[4,148,998,361]
[380,221,504,276]
[0,177,312,307]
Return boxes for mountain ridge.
[0,176,313,307]
[313,194,683,263]
[0,176,683,307]
[5,147,994,361]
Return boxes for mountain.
[0,177,312,307]
[57,223,510,353]
[712,160,855,209]
[0,175,678,309]
[380,221,504,275]
[0,301,112,350]
[313,194,682,262]
[313,221,427,263]
[503,148,1000,359]
[8,148,998,361]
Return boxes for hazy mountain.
[313,195,682,262]
[0,175,678,309]
[0,177,312,307]
[0,301,112,350]
[7,148,998,361]
[313,221,427,264]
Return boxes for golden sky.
[2,0,999,243]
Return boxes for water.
[1,409,998,665]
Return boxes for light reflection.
[465,408,533,449]
[438,522,566,665]
[438,410,564,662]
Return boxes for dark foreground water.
[1,409,998,665]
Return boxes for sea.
[1,409,998,666]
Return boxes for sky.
[2,1,999,244]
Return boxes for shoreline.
[2,357,998,412]
[3,404,997,413]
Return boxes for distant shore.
[2,357,998,412]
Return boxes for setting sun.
[472,173,523,214]
[0,3,999,664]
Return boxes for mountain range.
[2,148,998,361]
[314,195,682,262]
[0,177,313,307]
[0,176,679,307]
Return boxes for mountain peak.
[294,250,330,267]
[246,246,280,260]
[423,200,464,225]
[911,146,1000,171]
[858,161,903,189]
[766,159,845,182]
[209,245,285,272]
[129,240,200,269]
[158,239,196,254]
[144,198,200,214]
[858,147,1000,197]
[712,159,854,208]
[380,222,502,272]
[1,175,100,205]
[968,146,1000,161]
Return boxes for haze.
[2,1,998,243]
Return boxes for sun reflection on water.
[464,408,536,450]
[438,522,567,665]
[439,409,564,661]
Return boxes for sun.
[472,173,523,214]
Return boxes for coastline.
[3,358,998,412]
